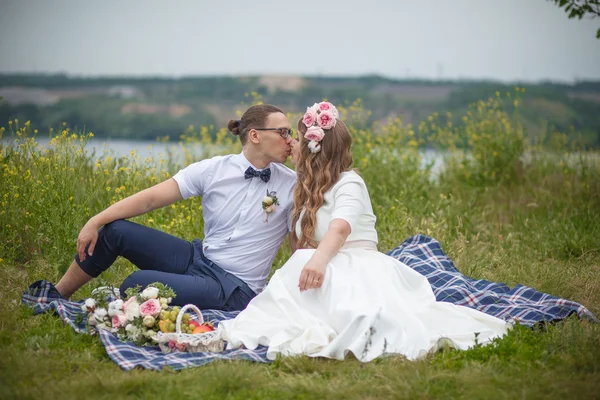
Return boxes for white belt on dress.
[340,240,378,251]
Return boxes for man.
[55,104,296,311]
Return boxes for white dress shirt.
[173,152,296,293]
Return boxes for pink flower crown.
[302,101,339,154]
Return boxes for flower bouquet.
[79,282,217,348]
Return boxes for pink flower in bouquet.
[112,314,128,329]
[139,299,161,317]
[302,107,317,128]
[317,111,336,129]
[305,126,325,142]
[319,102,334,112]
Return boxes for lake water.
[4,137,447,175]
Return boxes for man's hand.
[77,219,101,261]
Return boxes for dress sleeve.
[172,158,215,199]
[330,179,366,233]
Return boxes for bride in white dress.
[218,102,510,361]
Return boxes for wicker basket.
[153,304,225,353]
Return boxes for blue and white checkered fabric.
[388,234,598,326]
[21,281,266,371]
[22,234,597,370]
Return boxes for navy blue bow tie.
[244,166,271,183]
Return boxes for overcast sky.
[0,0,599,83]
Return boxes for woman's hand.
[77,219,101,262]
[298,257,327,292]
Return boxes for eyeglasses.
[254,128,294,139]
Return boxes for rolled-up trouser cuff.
[75,251,105,278]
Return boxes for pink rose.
[302,107,317,128]
[317,111,336,130]
[139,299,161,318]
[111,314,128,329]
[305,126,325,142]
[318,102,334,112]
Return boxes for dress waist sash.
[340,240,378,251]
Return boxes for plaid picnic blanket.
[22,234,597,371]
[21,280,265,371]
[389,234,598,325]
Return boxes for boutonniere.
[262,189,280,223]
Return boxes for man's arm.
[78,178,183,260]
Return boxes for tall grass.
[1,94,599,399]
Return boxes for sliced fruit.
[192,325,213,334]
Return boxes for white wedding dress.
[218,171,509,361]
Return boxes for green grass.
[1,102,599,399]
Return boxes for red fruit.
[192,322,215,334]
[193,325,212,334]
[189,320,201,328]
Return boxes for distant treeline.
[1,74,599,146]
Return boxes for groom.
[55,104,297,311]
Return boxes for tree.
[551,0,600,38]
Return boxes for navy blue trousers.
[75,220,255,311]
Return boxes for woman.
[54,104,296,311]
[217,102,510,361]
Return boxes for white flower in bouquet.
[123,297,140,320]
[87,313,97,326]
[143,315,156,327]
[81,298,96,313]
[143,329,157,338]
[125,324,142,341]
[94,307,108,321]
[141,286,159,300]
[107,299,124,317]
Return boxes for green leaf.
[597,28,600,38]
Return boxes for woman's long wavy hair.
[291,118,353,249]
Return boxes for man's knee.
[101,219,130,247]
